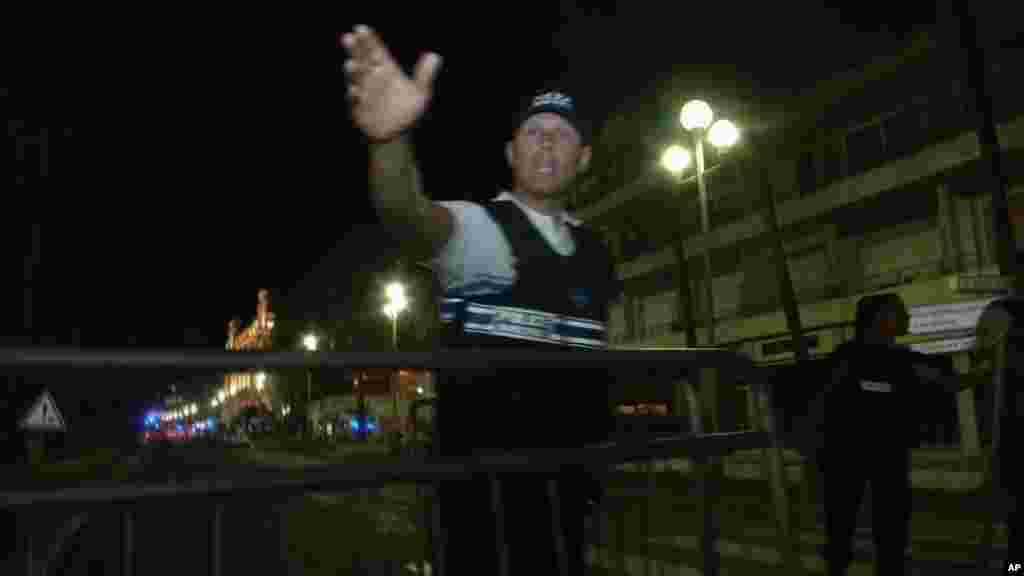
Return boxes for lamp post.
[383,282,408,440]
[661,100,739,439]
[661,100,740,347]
[383,282,408,349]
[302,332,318,438]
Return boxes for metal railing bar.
[643,461,653,576]
[546,478,568,576]
[0,348,756,377]
[431,485,445,576]
[210,502,223,576]
[489,475,509,576]
[417,485,431,576]
[976,335,1008,570]
[121,509,133,576]
[24,529,33,576]
[1,432,772,509]
[699,456,721,576]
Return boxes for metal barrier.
[1,347,799,575]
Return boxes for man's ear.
[577,145,592,173]
[505,141,516,170]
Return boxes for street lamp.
[382,282,408,349]
[383,281,409,440]
[302,333,319,352]
[301,332,319,437]
[660,99,740,347]
[661,99,740,437]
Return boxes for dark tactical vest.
[827,342,945,449]
[436,200,619,454]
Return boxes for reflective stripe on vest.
[462,302,607,349]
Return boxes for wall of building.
[612,123,1024,347]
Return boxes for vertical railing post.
[614,501,626,575]
[277,498,293,576]
[976,335,1008,571]
[753,378,802,573]
[546,478,568,576]
[431,379,446,576]
[210,502,223,576]
[411,397,436,575]
[489,475,509,576]
[645,456,657,576]
[683,374,721,576]
[418,484,431,576]
[22,517,33,576]
[432,483,446,576]
[687,368,721,576]
[121,509,134,576]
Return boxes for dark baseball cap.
[517,90,592,145]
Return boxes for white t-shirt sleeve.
[430,200,516,293]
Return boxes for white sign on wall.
[909,298,999,336]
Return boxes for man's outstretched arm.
[370,136,453,261]
[342,25,452,260]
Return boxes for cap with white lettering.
[517,90,592,145]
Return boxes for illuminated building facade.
[227,289,275,350]
[218,289,277,423]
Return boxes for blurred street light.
[708,119,740,149]
[300,331,322,438]
[383,280,409,434]
[660,144,692,176]
[302,333,319,352]
[382,282,409,350]
[680,99,714,131]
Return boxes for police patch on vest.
[568,287,591,308]
[463,302,606,349]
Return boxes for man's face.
[507,112,590,199]
[877,303,910,338]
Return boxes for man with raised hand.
[342,25,619,575]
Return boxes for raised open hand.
[341,25,443,142]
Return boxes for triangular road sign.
[19,390,66,431]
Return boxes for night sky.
[5,5,946,429]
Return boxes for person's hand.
[341,25,443,142]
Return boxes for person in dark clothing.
[974,297,1023,571]
[814,293,981,575]
[342,25,617,575]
